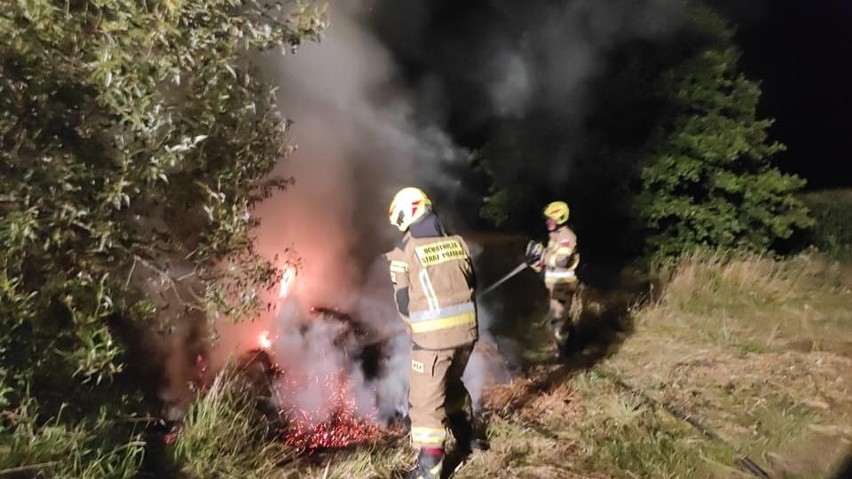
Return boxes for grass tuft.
[168,366,295,479]
[0,400,145,479]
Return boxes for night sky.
[728,0,852,189]
[372,0,852,192]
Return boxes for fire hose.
[477,239,547,298]
[485,257,766,477]
[472,255,772,478]
[359,260,536,350]
[478,260,535,298]
[593,366,773,479]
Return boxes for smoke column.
[209,0,475,423]
[370,0,686,194]
[205,0,690,426]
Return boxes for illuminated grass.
[171,251,851,478]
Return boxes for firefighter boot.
[448,412,473,454]
[553,321,575,360]
[470,416,491,451]
[406,449,443,479]
[448,412,489,453]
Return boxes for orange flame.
[278,265,297,299]
[258,330,272,349]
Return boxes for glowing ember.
[280,406,382,451]
[258,330,272,349]
[247,294,385,452]
[275,372,383,451]
[278,265,297,299]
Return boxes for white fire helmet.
[388,187,432,232]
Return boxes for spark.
[274,370,382,451]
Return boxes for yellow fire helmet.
[543,201,570,225]
[388,187,433,232]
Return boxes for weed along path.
[285,236,852,478]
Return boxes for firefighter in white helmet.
[526,201,580,356]
[385,187,479,479]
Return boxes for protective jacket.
[542,225,580,288]
[386,213,478,350]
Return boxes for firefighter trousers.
[409,344,474,450]
[547,282,578,342]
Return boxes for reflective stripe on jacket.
[543,226,580,286]
[386,230,478,349]
[408,301,476,334]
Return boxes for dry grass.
[277,446,412,479]
[648,252,852,356]
[169,369,298,479]
[221,251,852,478]
[602,251,852,478]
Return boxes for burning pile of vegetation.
[165,263,404,460]
[230,268,400,453]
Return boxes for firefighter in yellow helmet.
[526,201,580,357]
[385,187,479,479]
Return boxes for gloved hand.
[525,240,544,264]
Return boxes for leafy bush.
[637,11,812,259]
[0,400,144,479]
[0,0,323,474]
[799,190,852,260]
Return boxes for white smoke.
[151,0,694,429]
[368,0,686,192]
[462,305,518,415]
[484,0,684,118]
[369,334,412,420]
[238,0,483,426]
[354,256,411,420]
[487,50,533,118]
[269,297,376,423]
[207,0,688,430]
[254,0,471,258]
